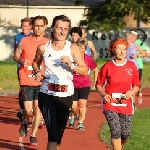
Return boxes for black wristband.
[33,70,40,75]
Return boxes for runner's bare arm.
[13,40,23,64]
[32,43,45,73]
[14,37,17,52]
[71,43,88,76]
[92,67,99,86]
[96,85,111,102]
[136,45,145,57]
[12,37,17,58]
[143,50,148,57]
[88,41,97,60]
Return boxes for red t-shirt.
[96,59,140,114]
[19,35,50,86]
[73,54,97,88]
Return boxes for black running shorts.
[139,69,142,82]
[73,87,91,101]
[20,86,40,102]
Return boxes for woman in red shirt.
[96,37,140,150]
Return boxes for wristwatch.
[70,63,76,70]
[33,69,40,75]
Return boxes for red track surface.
[0,88,149,150]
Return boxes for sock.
[79,121,82,124]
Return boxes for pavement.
[0,89,19,96]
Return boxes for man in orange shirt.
[13,15,50,146]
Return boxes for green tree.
[78,0,150,32]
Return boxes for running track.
[0,88,150,150]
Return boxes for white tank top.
[40,40,74,97]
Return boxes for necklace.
[52,41,66,49]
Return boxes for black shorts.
[73,87,90,101]
[103,110,132,140]
[20,86,40,102]
[139,69,142,82]
[38,92,73,144]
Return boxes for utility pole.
[27,0,29,17]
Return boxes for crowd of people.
[12,14,148,150]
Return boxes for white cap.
[130,31,138,36]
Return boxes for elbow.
[83,67,88,76]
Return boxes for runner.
[130,29,148,104]
[13,17,32,121]
[125,32,144,109]
[32,15,88,150]
[69,37,98,130]
[96,37,140,150]
[81,27,97,60]
[70,27,82,43]
[13,15,50,146]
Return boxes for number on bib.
[48,83,67,92]
[110,98,127,107]
[110,93,127,107]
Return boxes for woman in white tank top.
[32,15,88,150]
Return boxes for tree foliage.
[78,0,150,32]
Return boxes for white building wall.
[0,27,150,62]
[0,6,86,27]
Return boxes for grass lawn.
[0,61,19,90]
[99,107,150,150]
[0,59,150,90]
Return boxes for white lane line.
[19,137,25,150]
[87,104,101,108]
[19,125,32,150]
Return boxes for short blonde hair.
[76,37,88,49]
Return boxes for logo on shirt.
[48,54,52,57]
[125,69,133,75]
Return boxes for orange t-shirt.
[19,35,50,86]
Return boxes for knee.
[48,129,58,142]
[110,126,121,139]
[33,106,40,115]
[79,102,86,108]
[121,131,131,140]
[72,102,77,110]
[25,109,32,116]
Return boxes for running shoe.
[77,122,85,130]
[69,117,75,128]
[30,136,38,146]
[38,120,44,129]
[17,111,23,121]
[74,114,78,121]
[19,122,27,137]
[17,109,23,121]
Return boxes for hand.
[35,72,44,82]
[125,90,133,99]
[103,93,111,103]
[60,56,72,67]
[21,59,31,67]
[131,54,137,59]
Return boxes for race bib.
[48,78,68,94]
[27,66,42,78]
[110,93,127,107]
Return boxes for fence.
[0,5,86,27]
